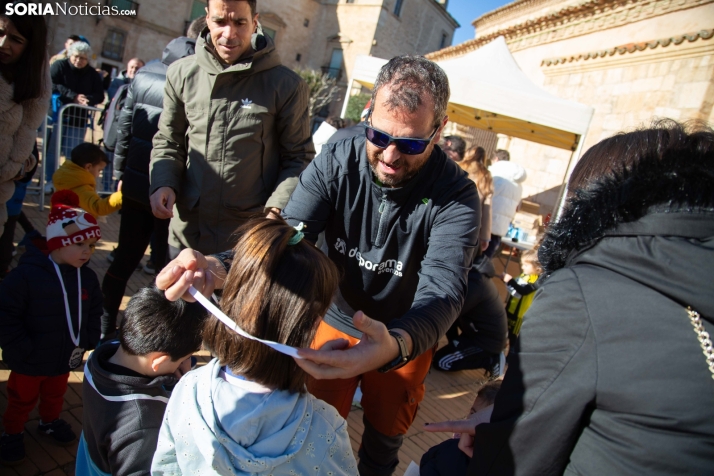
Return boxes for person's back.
[152,218,357,475]
[78,286,205,476]
[489,156,526,238]
[52,143,122,218]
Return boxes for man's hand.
[480,239,490,252]
[75,94,89,106]
[156,249,219,302]
[150,186,176,219]
[294,311,408,380]
[423,404,494,458]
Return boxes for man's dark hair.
[444,135,466,160]
[120,286,207,361]
[70,143,108,167]
[371,55,450,129]
[68,34,81,42]
[204,217,340,393]
[186,15,207,39]
[206,0,257,16]
[0,2,48,102]
[494,149,510,162]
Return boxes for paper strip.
[188,286,302,359]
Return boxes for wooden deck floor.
[0,190,523,475]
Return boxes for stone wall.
[428,0,714,213]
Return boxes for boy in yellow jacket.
[53,143,122,218]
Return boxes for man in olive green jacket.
[150,0,313,255]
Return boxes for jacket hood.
[17,231,50,268]
[162,36,196,66]
[86,342,177,397]
[195,24,280,75]
[539,152,714,319]
[490,160,527,183]
[188,359,315,472]
[52,160,95,191]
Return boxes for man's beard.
[367,147,430,188]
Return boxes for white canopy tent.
[340,37,595,212]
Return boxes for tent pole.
[552,135,587,221]
[340,78,355,119]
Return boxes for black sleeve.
[469,268,596,475]
[506,278,541,296]
[86,271,103,350]
[51,61,77,103]
[87,71,105,107]
[0,270,33,361]
[210,251,235,273]
[113,84,136,179]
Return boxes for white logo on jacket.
[241,98,253,108]
[339,245,404,277]
[335,238,347,255]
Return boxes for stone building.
[427,0,714,213]
[46,0,458,112]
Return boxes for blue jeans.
[44,125,88,182]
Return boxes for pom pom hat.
[47,190,101,251]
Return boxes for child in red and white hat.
[0,191,102,466]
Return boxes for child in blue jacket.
[0,191,102,466]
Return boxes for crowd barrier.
[32,103,114,210]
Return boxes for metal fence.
[33,103,115,209]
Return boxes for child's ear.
[149,353,172,373]
[83,163,93,171]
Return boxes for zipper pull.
[378,196,387,214]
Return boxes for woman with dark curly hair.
[430,120,714,475]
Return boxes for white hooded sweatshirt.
[151,358,358,475]
[489,160,527,237]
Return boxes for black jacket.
[81,342,177,475]
[282,135,481,358]
[0,234,102,375]
[114,37,196,209]
[50,59,104,128]
[470,160,714,474]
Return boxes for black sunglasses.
[365,116,439,155]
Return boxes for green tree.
[345,93,371,123]
[295,68,341,118]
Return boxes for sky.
[447,0,514,46]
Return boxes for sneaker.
[142,260,155,275]
[44,181,54,195]
[107,248,115,263]
[485,352,507,381]
[0,432,25,466]
[37,419,76,446]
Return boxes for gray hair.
[67,41,92,58]
[371,56,450,129]
[494,149,510,162]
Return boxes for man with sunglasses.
[156,55,504,476]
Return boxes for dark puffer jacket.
[469,151,714,474]
[0,234,102,376]
[113,37,196,210]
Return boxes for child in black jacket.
[0,191,102,466]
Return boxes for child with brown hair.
[151,217,358,475]
[502,248,543,337]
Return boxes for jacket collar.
[539,154,714,276]
[195,24,280,76]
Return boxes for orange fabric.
[307,320,434,437]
